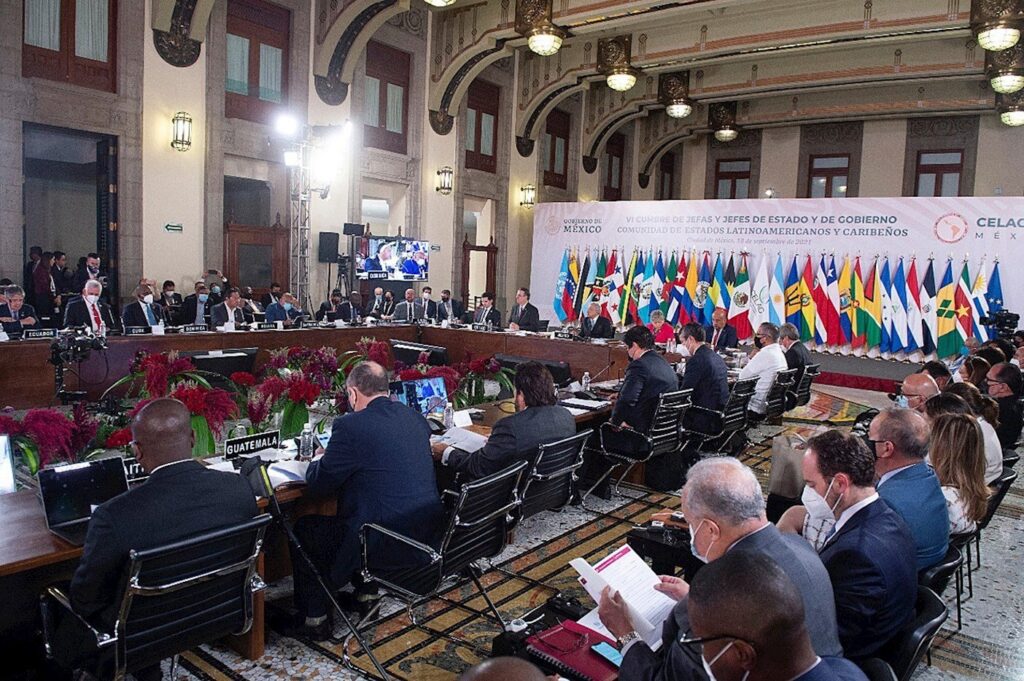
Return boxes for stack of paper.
[433,426,488,453]
[267,459,310,488]
[560,397,610,410]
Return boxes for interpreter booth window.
[915,150,963,197]
[715,159,751,199]
[657,151,677,200]
[542,109,570,189]
[602,133,625,201]
[22,0,117,92]
[225,0,290,124]
[808,155,849,198]
[465,79,500,173]
[364,40,410,155]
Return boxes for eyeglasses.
[864,438,889,449]
[534,626,588,654]
[679,630,747,653]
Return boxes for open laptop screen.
[0,436,15,495]
[390,377,448,418]
[38,458,129,528]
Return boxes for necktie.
[90,303,102,330]
[196,303,204,324]
[144,303,157,326]
[713,329,720,348]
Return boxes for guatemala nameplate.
[224,430,281,461]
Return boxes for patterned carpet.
[164,388,1024,680]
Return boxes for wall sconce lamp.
[436,166,454,195]
[520,184,537,207]
[171,111,193,151]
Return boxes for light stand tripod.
[239,458,390,680]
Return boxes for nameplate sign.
[255,322,277,330]
[181,324,208,334]
[124,326,150,335]
[224,430,280,461]
[122,456,149,482]
[23,328,58,340]
[553,331,574,340]
[471,323,489,332]
[366,271,388,280]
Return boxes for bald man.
[458,657,548,681]
[896,372,939,412]
[688,552,867,681]
[68,399,257,637]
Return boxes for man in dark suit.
[59,399,257,673]
[121,284,164,329]
[579,302,614,339]
[160,280,183,325]
[239,287,262,323]
[63,279,120,334]
[23,245,42,292]
[677,322,729,434]
[392,288,425,322]
[805,430,917,661]
[472,291,502,327]
[432,362,575,481]
[420,287,439,320]
[316,289,345,321]
[704,307,739,351]
[508,287,541,331]
[180,283,212,327]
[683,553,868,681]
[260,282,283,310]
[72,253,104,294]
[987,362,1024,446]
[366,289,396,319]
[291,362,444,637]
[610,325,678,433]
[869,408,949,570]
[598,457,843,681]
[264,293,305,326]
[437,289,464,323]
[780,322,813,387]
[0,285,39,335]
[334,292,363,323]
[210,287,247,327]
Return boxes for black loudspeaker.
[318,232,339,263]
[343,222,365,236]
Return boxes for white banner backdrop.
[530,197,1024,329]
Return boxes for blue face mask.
[283,302,293,311]
[198,293,209,303]
[894,395,909,409]
[211,286,221,294]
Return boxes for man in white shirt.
[738,322,788,416]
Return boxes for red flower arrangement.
[355,337,392,370]
[108,350,211,400]
[105,427,133,448]
[246,393,274,430]
[0,407,104,473]
[230,371,257,387]
[286,372,321,406]
[129,381,238,457]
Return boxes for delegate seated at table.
[265,293,305,326]
[0,286,38,334]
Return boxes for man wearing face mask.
[261,282,283,310]
[421,286,438,321]
[678,322,729,435]
[181,283,212,327]
[738,323,788,418]
[893,372,938,412]
[437,289,464,323]
[264,292,305,326]
[121,284,164,329]
[802,430,916,661]
[598,457,842,681]
[63,280,119,333]
[685,552,867,681]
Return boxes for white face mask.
[802,477,842,521]
[702,640,748,681]
[689,519,715,564]
[85,294,99,305]
[142,294,154,304]
[678,343,691,358]
[893,395,909,409]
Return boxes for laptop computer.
[389,377,449,419]
[0,435,15,495]
[38,457,129,546]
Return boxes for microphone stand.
[240,459,391,680]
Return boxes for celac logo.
[933,213,968,244]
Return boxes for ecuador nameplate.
[224,430,280,460]
[23,328,58,339]
[181,324,208,333]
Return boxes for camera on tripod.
[979,310,1020,340]
[49,330,107,405]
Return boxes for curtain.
[26,0,61,50]
[480,112,495,156]
[364,76,380,127]
[226,34,249,95]
[75,0,108,61]
[259,44,282,102]
[385,83,403,133]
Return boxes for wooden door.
[224,218,289,297]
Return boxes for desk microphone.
[589,361,615,383]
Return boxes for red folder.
[525,619,619,681]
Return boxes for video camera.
[979,310,1020,340]
[49,330,107,366]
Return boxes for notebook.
[525,619,618,681]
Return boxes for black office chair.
[1003,452,1020,468]
[682,377,758,455]
[41,515,271,681]
[785,363,820,411]
[879,586,948,681]
[538,319,550,332]
[761,368,798,424]
[858,658,898,681]
[518,429,592,521]
[352,462,527,664]
[950,465,1018,599]
[918,544,964,629]
[580,389,691,506]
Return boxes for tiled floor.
[163,387,1024,680]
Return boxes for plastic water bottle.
[231,422,248,439]
[443,403,455,429]
[581,371,592,392]
[298,423,314,461]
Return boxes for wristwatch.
[617,630,642,648]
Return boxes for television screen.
[356,238,430,281]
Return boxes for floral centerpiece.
[104,351,212,398]
[0,403,101,475]
[396,352,514,408]
[128,382,238,457]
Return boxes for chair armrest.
[688,404,725,417]
[361,524,442,565]
[40,586,115,654]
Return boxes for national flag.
[710,253,728,312]
[971,264,991,343]
[638,252,655,324]
[785,256,801,330]
[749,253,770,331]
[890,258,908,354]
[627,251,645,326]
[661,252,678,316]
[648,252,667,320]
[879,257,892,354]
[667,258,687,326]
[725,254,737,304]
[826,255,843,346]
[563,250,579,322]
[919,259,938,356]
[699,252,714,325]
[683,250,700,324]
[602,249,620,319]
[593,250,608,311]
[769,254,786,326]
[860,258,882,351]
[617,249,638,326]
[553,250,570,324]
[838,255,854,346]
[850,257,866,349]
[936,260,960,358]
[812,255,830,346]
[573,251,593,318]
[905,258,923,353]
[987,261,1004,312]
[955,260,974,343]
[728,253,753,340]
[799,255,816,342]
